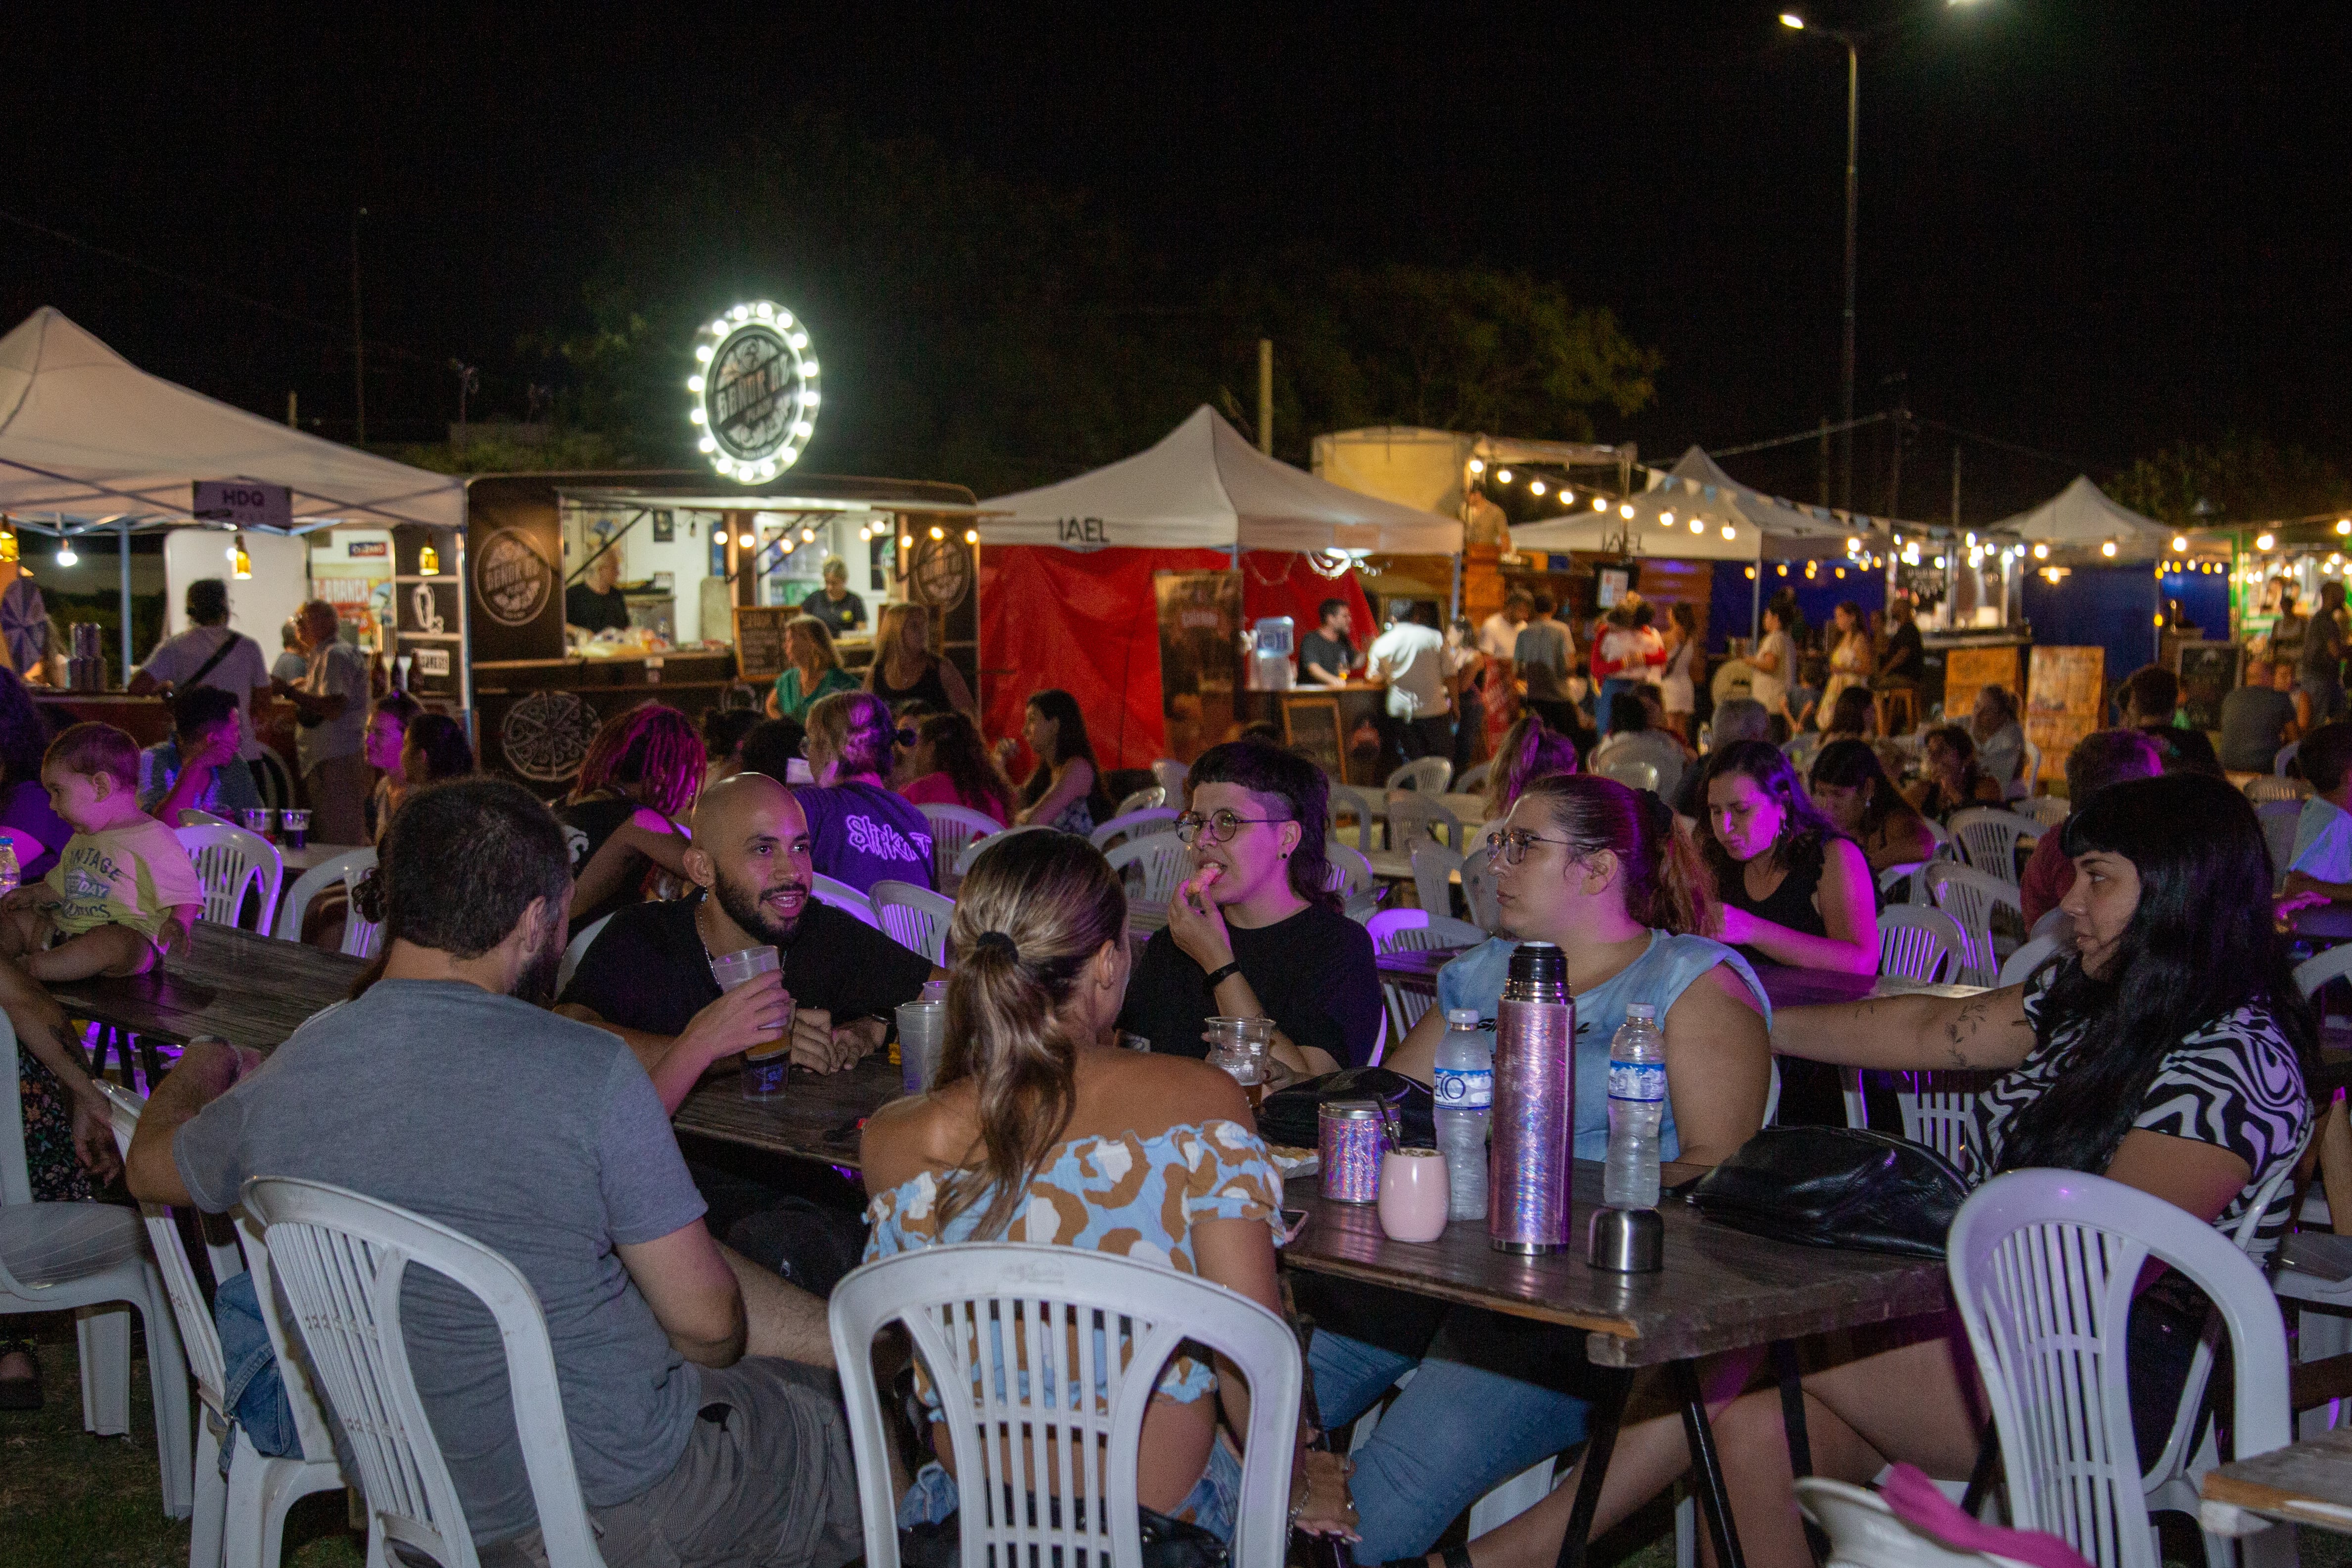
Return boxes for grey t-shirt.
[174,979,706,1544]
[296,638,370,771]
[2219,685,2298,772]
[1513,619,1572,702]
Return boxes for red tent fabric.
[980,546,1374,777]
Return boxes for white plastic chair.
[95,1085,344,1568]
[2277,739,2303,777]
[829,1244,1300,1568]
[2017,795,2070,831]
[1460,852,1501,932]
[1150,758,1189,800]
[1997,934,2065,988]
[2296,943,2352,999]
[1342,888,1388,924]
[1321,841,1375,901]
[276,846,381,958]
[176,821,286,936]
[1921,814,1955,855]
[1387,793,1462,853]
[2256,799,2303,884]
[811,872,881,928]
[1409,839,1462,917]
[1457,760,1493,796]
[1594,757,1660,793]
[1104,834,1193,915]
[2243,774,2312,805]
[1327,784,1380,854]
[1366,908,1485,1041]
[2004,738,2044,800]
[1087,808,1180,849]
[919,803,1002,884]
[1950,1169,2295,1568]
[1878,905,1967,984]
[1113,785,1166,817]
[246,1176,609,1568]
[1792,1477,2012,1568]
[1385,757,1453,794]
[1877,859,1931,909]
[1840,1066,1985,1173]
[870,880,955,966]
[0,1016,193,1517]
[1924,861,2023,988]
[554,912,612,996]
[1946,808,2041,889]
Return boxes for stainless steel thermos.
[1490,941,1575,1253]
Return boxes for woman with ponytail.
[859,829,1360,1548]
[1300,772,1773,1565]
[797,690,938,892]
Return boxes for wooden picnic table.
[2202,1425,2352,1536]
[50,920,366,1051]
[673,1053,899,1169]
[1377,946,1984,1012]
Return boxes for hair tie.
[974,930,1020,962]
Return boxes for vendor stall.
[975,407,1460,774]
[1994,475,2177,697]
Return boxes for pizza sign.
[687,301,820,485]
[474,528,552,627]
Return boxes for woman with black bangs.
[1446,770,2315,1568]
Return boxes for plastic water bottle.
[1603,1003,1667,1210]
[1432,1008,1492,1221]
[0,838,16,899]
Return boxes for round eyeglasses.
[1483,827,1582,866]
[1175,810,1291,845]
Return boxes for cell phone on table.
[1279,1208,1310,1245]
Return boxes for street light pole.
[1838,36,1858,510]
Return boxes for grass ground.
[2,1310,2345,1568]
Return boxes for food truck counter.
[470,650,746,792]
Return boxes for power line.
[0,204,434,364]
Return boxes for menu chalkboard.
[732,606,792,682]
[1281,693,1344,778]
[2173,641,2242,733]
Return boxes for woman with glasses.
[1114,741,1381,1074]
[1296,772,1773,1564]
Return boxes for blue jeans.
[1311,1330,1590,1562]
[1597,677,1638,735]
[898,1431,1242,1543]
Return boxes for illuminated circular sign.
[686,301,820,483]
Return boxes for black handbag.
[1257,1066,1433,1150]
[898,1502,1229,1567]
[1687,1126,1969,1258]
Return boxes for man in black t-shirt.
[564,550,633,635]
[557,773,935,1101]
[1297,599,1359,688]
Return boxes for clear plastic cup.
[279,808,311,849]
[241,808,277,842]
[897,1000,947,1095]
[709,946,794,1100]
[1206,1016,1274,1108]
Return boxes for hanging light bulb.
[2172,534,2189,552]
[2338,519,2352,536]
[56,542,76,567]
[737,532,754,549]
[1846,536,1861,554]
[1496,469,1513,484]
[0,523,16,566]
[964,528,980,545]
[2100,539,2117,558]
[2032,543,2050,560]
[1690,519,1703,533]
[1622,503,1637,520]
[2257,532,2276,551]
[1528,479,1547,496]
[1592,495,1607,512]
[899,533,914,549]
[800,527,816,543]
[929,524,945,541]
[1467,458,1485,475]
[1660,511,1676,528]
[1721,524,1736,540]
[1934,556,1948,570]
[232,534,252,579]
[417,540,440,576]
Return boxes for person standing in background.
[1446,617,1487,776]
[796,556,868,638]
[2300,580,2348,728]
[1513,593,1579,738]
[270,618,307,684]
[1746,603,1795,737]
[2220,661,2302,774]
[272,600,371,845]
[1367,606,1454,763]
[563,549,632,636]
[127,577,274,799]
[1478,590,1532,679]
[1298,598,1360,688]
[1876,595,1925,691]
[1658,602,1700,740]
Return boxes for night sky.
[11,3,2348,522]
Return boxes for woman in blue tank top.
[1304,774,1773,1564]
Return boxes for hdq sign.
[686,302,820,485]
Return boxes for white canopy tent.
[1512,445,1894,563]
[1990,474,2172,560]
[978,405,1462,555]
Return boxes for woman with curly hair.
[897,710,1017,825]
[557,701,701,934]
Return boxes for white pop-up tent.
[1990,474,2173,560]
[978,405,1461,555]
[1512,445,1893,562]
[0,307,464,530]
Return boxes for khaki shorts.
[491,1359,861,1568]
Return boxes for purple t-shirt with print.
[794,781,937,894]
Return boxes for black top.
[1720,854,1826,971]
[564,582,633,634]
[2139,720,2225,778]
[1115,903,1382,1066]
[869,656,955,715]
[1880,622,1925,682]
[557,894,933,1040]
[2219,686,2297,773]
[553,794,645,936]
[799,588,868,637]
[1297,631,1357,683]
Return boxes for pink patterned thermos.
[1490,942,1575,1253]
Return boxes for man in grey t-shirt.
[127,778,856,1566]
[272,599,373,845]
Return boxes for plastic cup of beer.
[710,946,794,1100]
[897,1000,947,1095]
[279,809,310,849]
[1206,1017,1274,1109]
[242,808,277,842]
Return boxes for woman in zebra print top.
[1443,771,2315,1568]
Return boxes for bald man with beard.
[557,773,939,1112]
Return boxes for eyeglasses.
[1483,827,1582,866]
[1176,810,1290,845]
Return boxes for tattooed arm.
[1767,984,2037,1073]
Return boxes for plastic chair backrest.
[175,821,286,935]
[1457,760,1492,796]
[1408,838,1461,917]
[1877,860,1929,907]
[1103,835,1192,910]
[2258,799,2303,883]
[1948,1170,2292,1568]
[1321,841,1374,900]
[2006,738,2044,800]
[870,880,954,965]
[919,804,1002,884]
[281,846,382,957]
[2242,774,2313,805]
[1365,908,1484,954]
[1087,808,1179,849]
[1342,888,1387,924]
[1326,785,1378,853]
[1113,785,1166,818]
[0,1013,29,1208]
[1947,808,2040,887]
[2297,943,2352,1000]
[1149,759,1189,800]
[810,873,881,927]
[829,1244,1300,1568]
[245,1176,607,1568]
[1924,861,2020,987]
[1595,757,1660,793]
[1459,853,1501,932]
[555,912,612,997]
[2018,795,2070,831]
[1385,757,1453,794]
[94,1084,229,1422]
[1922,814,1953,852]
[1998,934,2065,988]
[1879,905,1966,984]
[1386,794,1461,853]
[1792,1477,2022,1568]
[2277,739,2303,778]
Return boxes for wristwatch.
[1204,960,1244,991]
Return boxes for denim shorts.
[898,1430,1243,1544]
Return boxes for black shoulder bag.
[1687,1125,1969,1258]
